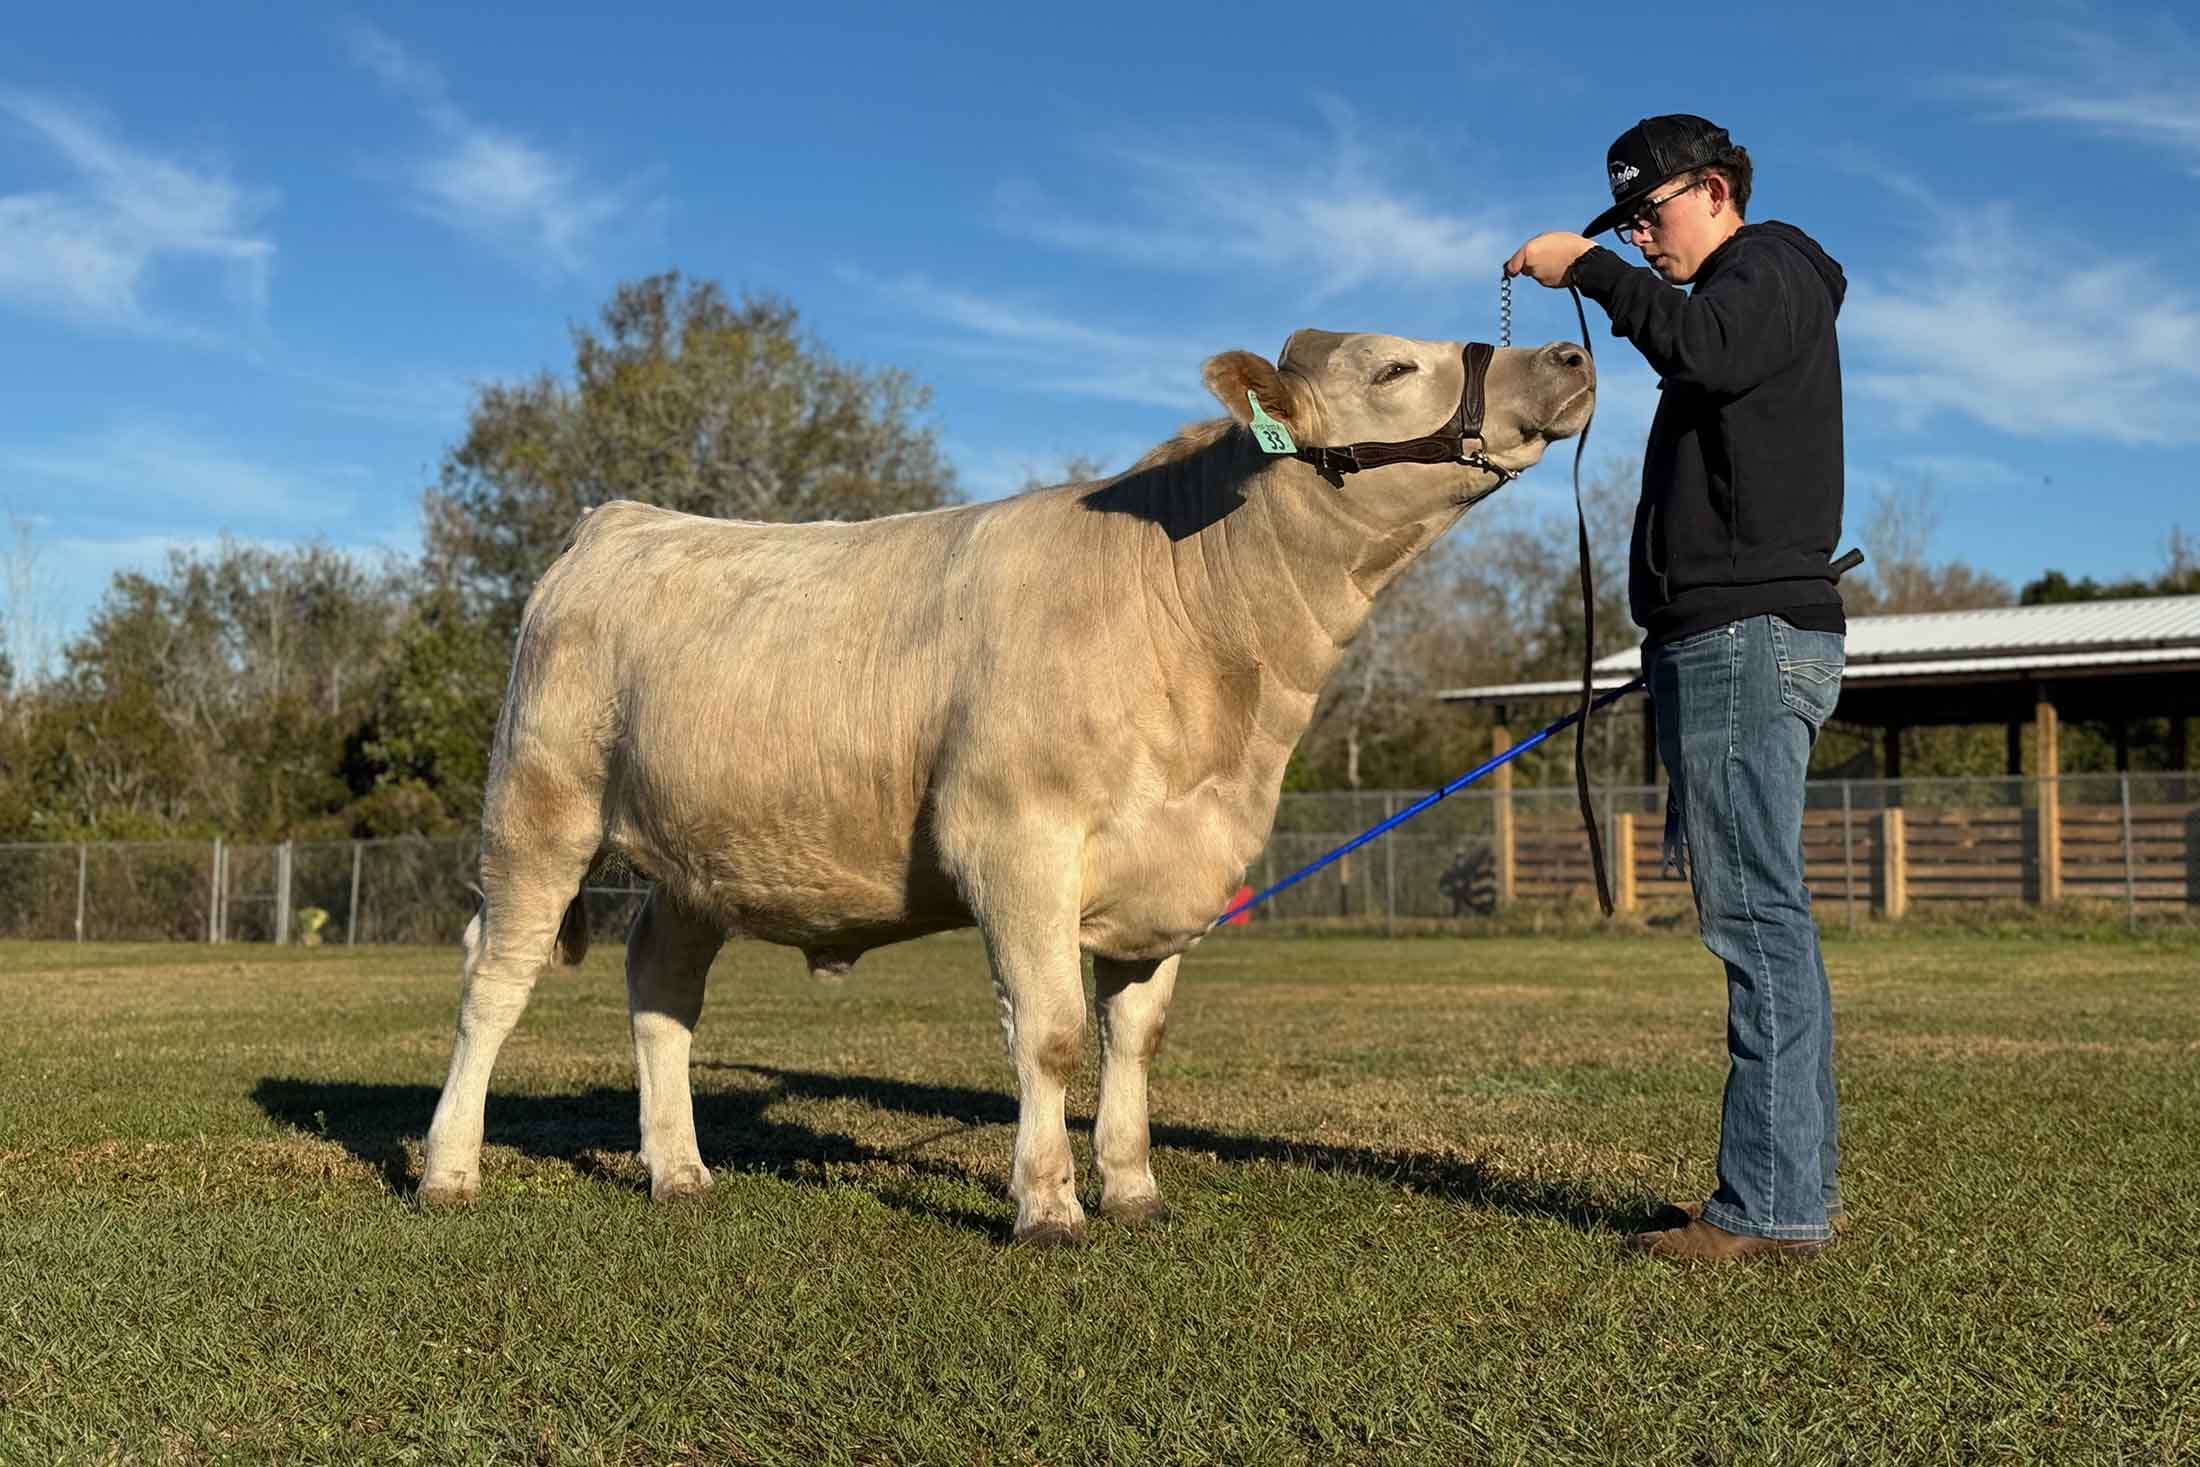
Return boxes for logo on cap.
[1608,161,1640,196]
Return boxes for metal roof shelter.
[1440,594,2200,780]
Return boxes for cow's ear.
[1203,351,1306,428]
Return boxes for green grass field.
[1,928,2194,1465]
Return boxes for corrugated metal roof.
[1437,595,2200,704]
[1824,594,2200,663]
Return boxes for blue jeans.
[1643,614,1845,1242]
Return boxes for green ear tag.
[1248,392,1297,454]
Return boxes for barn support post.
[1613,809,1638,912]
[1879,807,1908,920]
[2035,689,2062,905]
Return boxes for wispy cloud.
[994,98,1510,301]
[1952,18,2200,176]
[1845,194,2200,446]
[869,272,1216,411]
[345,21,643,273]
[12,421,363,522]
[0,90,275,332]
[1868,452,2042,493]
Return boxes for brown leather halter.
[1291,343,1516,487]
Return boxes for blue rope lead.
[1212,677,1647,928]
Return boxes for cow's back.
[502,495,1181,945]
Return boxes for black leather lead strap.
[1568,285,1614,918]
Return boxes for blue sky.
[4,3,2196,661]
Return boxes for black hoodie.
[1567,222,1848,646]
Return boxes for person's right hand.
[1505,232,1595,288]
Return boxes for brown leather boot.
[1651,1199,1851,1238]
[1627,1216,1834,1263]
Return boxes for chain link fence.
[2,774,2193,945]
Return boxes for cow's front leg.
[1093,954,1180,1226]
[972,853,1089,1246]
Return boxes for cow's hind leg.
[418,867,591,1204]
[1093,954,1180,1226]
[626,888,726,1201]
[972,846,1089,1246]
[419,767,602,1206]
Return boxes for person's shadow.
[251,1065,1658,1240]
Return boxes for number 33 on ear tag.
[1248,392,1296,454]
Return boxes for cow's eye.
[1376,362,1416,384]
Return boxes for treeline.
[0,274,958,843]
[1,272,2189,843]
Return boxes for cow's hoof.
[415,1173,479,1209]
[1102,1197,1173,1228]
[1013,1219,1088,1248]
[650,1165,715,1203]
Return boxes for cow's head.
[1201,332,1595,498]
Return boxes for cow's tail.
[458,881,588,967]
[553,890,590,966]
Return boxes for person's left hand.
[1505,232,1596,287]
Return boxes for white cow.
[420,329,1595,1243]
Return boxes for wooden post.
[2036,689,2062,905]
[1613,811,1638,912]
[209,838,222,944]
[1492,722,1517,906]
[75,843,87,943]
[1884,725,1904,781]
[1880,807,1908,919]
[2005,721,2024,777]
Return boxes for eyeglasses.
[1612,176,1705,243]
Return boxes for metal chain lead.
[1498,271,1512,349]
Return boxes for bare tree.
[1015,454,1112,494]
[1844,481,2011,614]
[2,513,57,693]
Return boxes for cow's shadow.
[252,1065,1656,1239]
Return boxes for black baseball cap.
[1583,114,1733,237]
